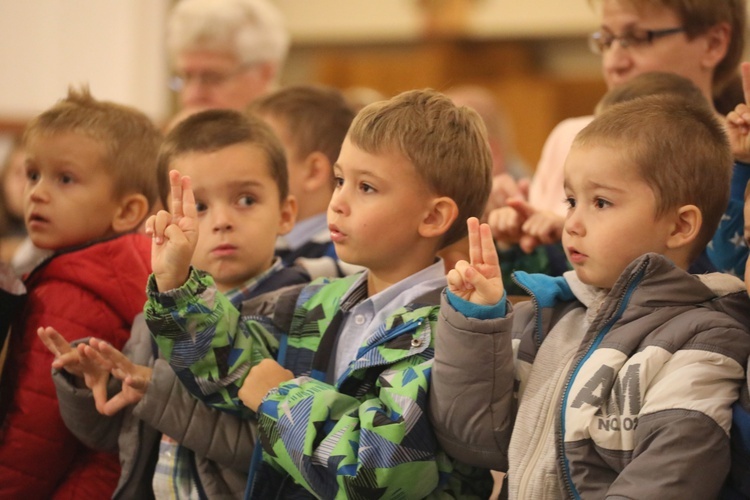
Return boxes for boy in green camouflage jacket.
[144,89,494,498]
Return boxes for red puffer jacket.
[0,233,151,499]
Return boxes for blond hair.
[23,86,162,208]
[347,88,493,247]
[574,94,731,261]
[157,109,287,208]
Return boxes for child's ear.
[111,193,149,234]
[277,194,297,236]
[303,152,333,193]
[419,196,459,240]
[666,204,702,250]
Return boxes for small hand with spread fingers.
[447,217,505,305]
[144,169,198,292]
[37,327,110,405]
[84,338,153,416]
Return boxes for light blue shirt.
[333,259,446,380]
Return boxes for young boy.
[490,72,710,294]
[429,94,750,499]
[0,87,161,498]
[249,84,361,278]
[41,109,310,498]
[145,89,494,498]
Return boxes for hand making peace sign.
[144,169,198,292]
[447,217,505,305]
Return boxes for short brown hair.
[593,0,746,95]
[574,94,732,261]
[595,71,706,114]
[157,109,288,207]
[347,88,493,247]
[22,86,162,208]
[249,84,355,166]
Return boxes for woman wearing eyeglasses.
[488,0,747,278]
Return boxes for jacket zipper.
[556,263,647,499]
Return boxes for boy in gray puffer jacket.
[430,94,750,499]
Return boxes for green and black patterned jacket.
[145,269,491,499]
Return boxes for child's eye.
[26,169,39,182]
[360,182,375,194]
[564,197,576,209]
[238,195,255,207]
[333,176,344,188]
[594,198,611,209]
[60,174,74,185]
[195,202,207,213]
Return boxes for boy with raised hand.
[40,109,310,498]
[0,87,161,498]
[145,89,494,498]
[430,94,750,499]
[250,84,361,278]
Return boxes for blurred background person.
[166,0,290,113]
[0,142,26,266]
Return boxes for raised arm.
[712,62,750,276]
[430,217,516,470]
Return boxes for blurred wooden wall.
[289,39,606,169]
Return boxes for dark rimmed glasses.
[588,27,685,54]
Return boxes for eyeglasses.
[588,27,685,54]
[168,63,255,92]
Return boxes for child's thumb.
[463,266,497,305]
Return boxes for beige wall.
[0,1,746,130]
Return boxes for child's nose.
[211,206,234,232]
[564,209,584,237]
[328,189,349,216]
[28,179,48,202]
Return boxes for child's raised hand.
[238,359,294,412]
[726,62,750,163]
[86,338,153,416]
[145,170,198,291]
[447,217,504,305]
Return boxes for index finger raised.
[742,62,750,105]
[169,170,184,217]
